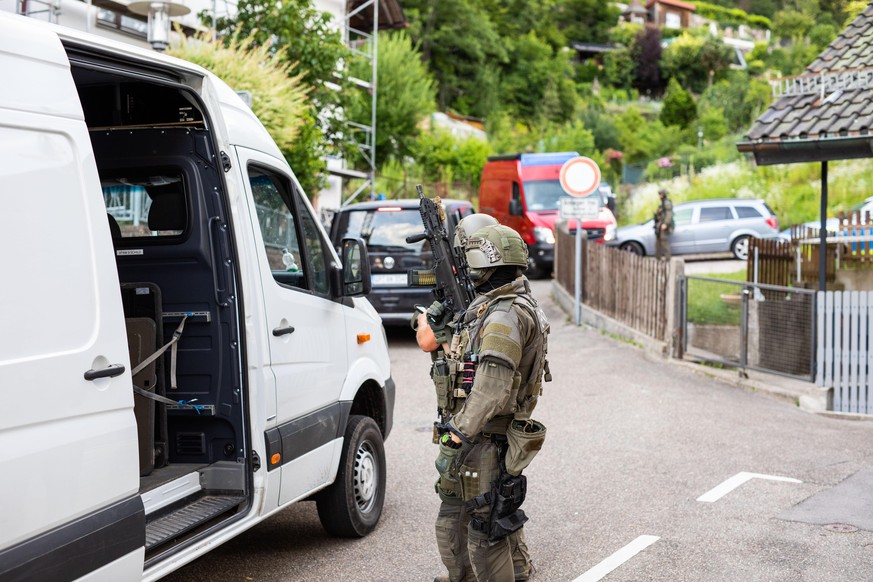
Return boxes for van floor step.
[146,495,244,549]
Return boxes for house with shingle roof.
[738,4,873,291]
[738,5,873,166]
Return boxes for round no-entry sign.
[559,156,601,197]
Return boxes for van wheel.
[316,415,385,537]
[731,235,750,260]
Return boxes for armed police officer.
[415,217,550,582]
[654,188,674,261]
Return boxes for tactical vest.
[430,290,551,424]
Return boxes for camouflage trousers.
[655,229,672,261]
[434,440,532,582]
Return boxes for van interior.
[68,46,250,563]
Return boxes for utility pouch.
[432,358,456,410]
[505,419,547,477]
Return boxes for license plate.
[371,273,407,286]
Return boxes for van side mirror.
[509,198,523,216]
[341,237,371,297]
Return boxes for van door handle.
[84,364,126,381]
[272,325,295,337]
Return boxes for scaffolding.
[339,0,379,205]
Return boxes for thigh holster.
[465,473,529,542]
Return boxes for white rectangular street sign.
[560,197,600,220]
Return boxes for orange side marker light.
[271,453,281,465]
[357,333,371,344]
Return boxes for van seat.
[107,213,122,241]
[147,188,186,232]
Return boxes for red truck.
[478,152,617,277]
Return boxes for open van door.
[0,15,143,580]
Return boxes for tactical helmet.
[453,213,499,249]
[464,224,529,269]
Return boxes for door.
[669,206,696,254]
[693,205,736,253]
[237,147,349,504]
[0,16,142,580]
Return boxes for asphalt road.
[166,275,873,581]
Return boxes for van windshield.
[335,208,428,251]
[523,180,601,212]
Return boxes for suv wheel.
[316,415,386,537]
[731,235,750,260]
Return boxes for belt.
[481,415,511,435]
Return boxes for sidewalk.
[550,280,848,419]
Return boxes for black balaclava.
[476,266,520,292]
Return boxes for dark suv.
[329,198,474,325]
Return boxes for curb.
[550,281,832,416]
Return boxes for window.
[101,172,187,238]
[734,206,762,219]
[523,180,600,211]
[249,167,329,294]
[674,207,693,226]
[699,206,732,222]
[96,8,147,37]
[665,11,681,29]
[335,208,430,252]
[298,202,330,294]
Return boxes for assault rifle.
[406,185,476,318]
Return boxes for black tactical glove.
[425,301,454,345]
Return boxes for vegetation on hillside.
[178,0,870,228]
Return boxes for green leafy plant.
[347,31,436,169]
[166,31,310,177]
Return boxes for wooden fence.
[817,290,873,414]
[555,224,668,341]
[748,210,873,288]
[748,238,793,287]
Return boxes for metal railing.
[683,276,816,381]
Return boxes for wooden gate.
[817,290,873,414]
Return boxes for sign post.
[558,157,601,326]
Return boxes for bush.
[660,78,697,129]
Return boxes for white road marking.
[697,471,802,503]
[572,535,660,582]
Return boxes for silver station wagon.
[608,198,780,260]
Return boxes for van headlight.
[533,226,555,245]
[604,224,616,241]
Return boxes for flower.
[657,157,673,168]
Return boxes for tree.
[632,26,663,95]
[500,32,577,126]
[603,47,635,90]
[166,32,311,184]
[700,72,772,132]
[660,78,697,129]
[556,0,622,45]
[207,0,352,197]
[404,0,507,119]
[698,107,729,141]
[348,32,436,168]
[662,33,732,94]
[773,9,815,40]
[411,130,491,193]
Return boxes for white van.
[0,13,394,581]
